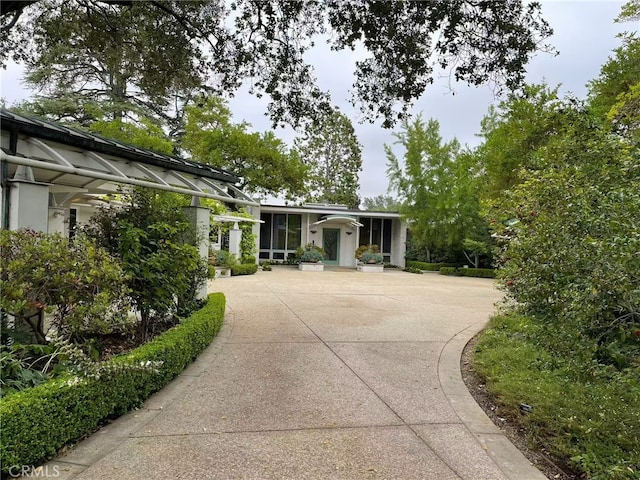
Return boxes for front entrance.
[322,228,340,265]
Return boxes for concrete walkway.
[46,268,546,479]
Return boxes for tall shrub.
[85,189,207,339]
[0,230,130,343]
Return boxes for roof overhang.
[0,109,258,207]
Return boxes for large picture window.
[359,217,393,255]
[259,213,302,260]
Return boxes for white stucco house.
[246,203,407,268]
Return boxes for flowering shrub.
[0,229,131,342]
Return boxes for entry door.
[323,228,340,265]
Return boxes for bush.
[230,263,258,276]
[85,189,207,340]
[402,266,423,274]
[474,314,640,480]
[406,261,457,271]
[355,244,379,261]
[0,293,226,473]
[0,230,130,343]
[438,267,496,278]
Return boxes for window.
[382,219,392,254]
[273,214,287,249]
[371,218,382,247]
[360,216,393,254]
[287,214,301,250]
[359,217,371,246]
[260,213,272,249]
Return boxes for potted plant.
[356,244,384,272]
[297,243,326,271]
[209,250,237,278]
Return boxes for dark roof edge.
[0,109,240,184]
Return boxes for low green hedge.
[439,267,497,278]
[405,261,457,271]
[0,293,226,473]
[231,263,258,276]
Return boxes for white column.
[7,166,50,232]
[229,221,242,258]
[182,203,210,300]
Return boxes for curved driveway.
[48,268,546,479]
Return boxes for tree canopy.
[1,0,554,128]
[182,96,307,199]
[294,109,362,208]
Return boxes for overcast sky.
[0,1,635,203]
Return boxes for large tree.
[182,96,307,199]
[386,116,486,262]
[294,110,362,208]
[1,0,554,129]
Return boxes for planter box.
[214,266,231,278]
[299,262,324,272]
[357,263,384,273]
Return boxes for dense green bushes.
[0,230,130,343]
[475,314,640,480]
[405,261,456,271]
[0,293,225,473]
[439,267,497,278]
[230,263,258,276]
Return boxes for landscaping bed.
[0,293,226,474]
[467,314,640,480]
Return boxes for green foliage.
[261,262,272,271]
[438,267,496,278]
[402,266,423,274]
[0,344,51,397]
[89,118,174,155]
[296,243,326,263]
[438,267,459,276]
[183,96,308,198]
[294,109,363,208]
[474,314,640,480]
[361,195,400,212]
[84,189,207,339]
[360,251,384,265]
[2,1,553,128]
[0,229,130,342]
[386,116,489,262]
[210,250,237,268]
[405,261,457,271]
[355,244,380,261]
[495,102,640,367]
[230,264,259,276]
[0,293,225,473]
[300,249,325,263]
[477,84,564,200]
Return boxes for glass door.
[322,228,340,265]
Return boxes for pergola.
[0,109,258,296]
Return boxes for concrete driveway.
[47,268,546,479]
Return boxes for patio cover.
[0,109,257,208]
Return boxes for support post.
[6,166,49,232]
[229,221,242,258]
[183,199,210,300]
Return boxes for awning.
[0,109,257,207]
[312,214,364,228]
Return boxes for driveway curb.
[438,322,547,480]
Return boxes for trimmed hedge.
[439,267,497,278]
[231,263,258,276]
[405,261,457,271]
[0,293,226,473]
